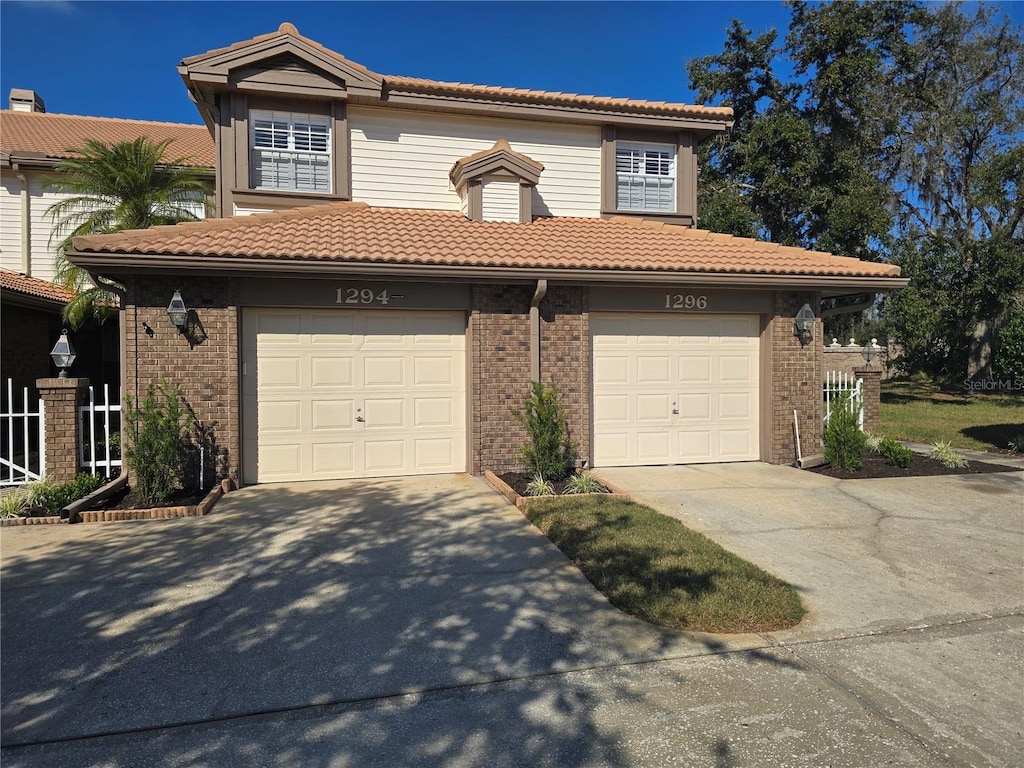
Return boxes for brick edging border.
[0,515,65,527]
[483,470,630,509]
[78,482,228,523]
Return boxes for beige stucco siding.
[348,107,601,218]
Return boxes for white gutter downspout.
[14,164,30,275]
[530,279,548,382]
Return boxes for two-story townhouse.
[0,91,216,393]
[69,23,907,486]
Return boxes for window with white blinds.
[250,111,331,193]
[615,142,676,212]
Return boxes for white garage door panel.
[592,313,759,466]
[243,309,466,483]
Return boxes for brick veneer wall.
[124,276,240,484]
[767,291,823,464]
[469,284,590,474]
[2,305,60,397]
[539,286,590,465]
[36,377,89,484]
[856,367,882,434]
[469,285,532,474]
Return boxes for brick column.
[36,377,89,484]
[855,367,882,434]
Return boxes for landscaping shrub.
[565,472,607,495]
[124,378,193,504]
[929,441,968,468]
[512,380,576,481]
[3,473,104,517]
[524,474,555,497]
[824,393,866,471]
[994,311,1024,383]
[876,437,914,468]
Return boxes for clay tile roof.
[71,204,902,280]
[0,110,214,167]
[0,269,74,304]
[182,23,731,121]
[384,75,734,120]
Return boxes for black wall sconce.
[167,290,189,333]
[793,303,816,343]
[50,328,77,378]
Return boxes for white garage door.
[242,309,466,483]
[592,313,760,466]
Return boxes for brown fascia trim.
[230,188,352,207]
[0,291,67,312]
[450,152,542,189]
[2,152,215,177]
[66,251,909,291]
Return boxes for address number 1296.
[665,294,708,309]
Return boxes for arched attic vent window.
[449,139,543,223]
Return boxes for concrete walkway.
[1,466,1021,766]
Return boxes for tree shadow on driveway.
[1,475,801,765]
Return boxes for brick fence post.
[36,377,89,485]
[855,367,882,434]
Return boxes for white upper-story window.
[615,142,676,212]
[250,110,331,193]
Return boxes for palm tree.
[45,137,212,327]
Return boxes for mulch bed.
[95,485,207,511]
[809,451,1020,480]
[497,471,610,497]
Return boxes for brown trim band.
[67,251,908,291]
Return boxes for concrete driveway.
[1,466,1022,766]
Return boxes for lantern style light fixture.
[862,339,877,366]
[49,328,76,378]
[167,290,189,332]
[793,303,816,342]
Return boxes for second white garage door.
[592,313,760,466]
[242,309,466,483]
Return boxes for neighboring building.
[0,89,216,391]
[69,23,907,486]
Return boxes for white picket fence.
[79,384,122,478]
[824,370,864,430]
[0,380,45,486]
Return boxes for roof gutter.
[821,295,876,319]
[65,251,909,291]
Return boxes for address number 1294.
[337,288,390,305]
[665,294,708,309]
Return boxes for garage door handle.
[356,407,365,423]
[672,402,679,415]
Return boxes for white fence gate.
[79,384,122,478]
[824,370,864,430]
[1,380,45,486]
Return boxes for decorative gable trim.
[179,23,384,100]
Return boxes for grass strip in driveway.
[523,496,805,634]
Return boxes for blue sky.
[3,1,1018,126]
[0,1,804,124]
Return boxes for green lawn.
[880,380,1024,452]
[522,496,805,634]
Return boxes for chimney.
[9,89,45,113]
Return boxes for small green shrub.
[877,437,914,468]
[22,478,53,509]
[0,491,28,518]
[124,378,193,504]
[994,311,1024,383]
[41,473,104,514]
[824,393,866,471]
[524,474,555,497]
[929,441,968,468]
[512,380,576,482]
[864,433,881,452]
[565,472,607,495]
